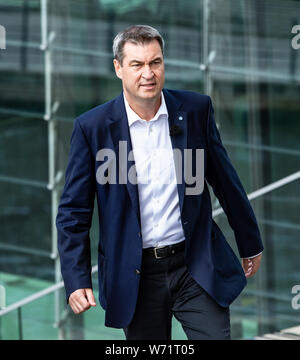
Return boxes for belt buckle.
[154,245,165,259]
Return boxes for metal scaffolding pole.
[40,0,62,340]
[202,0,214,97]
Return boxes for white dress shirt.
[124,92,262,259]
[124,92,185,249]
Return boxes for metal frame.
[40,0,62,338]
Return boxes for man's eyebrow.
[151,57,163,62]
[129,59,143,64]
[129,57,163,64]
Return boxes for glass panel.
[0,1,41,45]
[0,309,20,340]
[0,114,48,182]
[209,0,300,193]
[0,1,44,115]
[208,0,300,339]
[0,183,52,281]
[0,0,52,315]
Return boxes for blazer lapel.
[106,93,141,228]
[163,89,187,214]
[106,89,188,224]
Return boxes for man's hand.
[242,253,262,278]
[69,288,96,314]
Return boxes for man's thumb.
[85,288,96,306]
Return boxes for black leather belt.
[143,241,185,259]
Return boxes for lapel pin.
[178,116,183,121]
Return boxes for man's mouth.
[140,83,156,88]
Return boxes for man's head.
[113,25,165,108]
[113,25,164,66]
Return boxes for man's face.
[113,40,165,105]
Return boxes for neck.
[124,92,162,121]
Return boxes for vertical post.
[0,284,5,340]
[21,0,29,71]
[17,308,23,340]
[40,0,62,339]
[202,0,212,96]
[243,0,272,336]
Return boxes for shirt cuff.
[242,251,263,259]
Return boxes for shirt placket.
[148,120,162,246]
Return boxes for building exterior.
[0,0,300,339]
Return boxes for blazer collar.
[106,88,183,125]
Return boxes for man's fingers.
[70,297,90,314]
[85,288,96,306]
[72,299,90,314]
[70,299,85,314]
[243,259,253,278]
[72,301,87,314]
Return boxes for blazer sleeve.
[56,118,96,301]
[205,96,264,258]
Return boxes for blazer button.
[135,269,140,275]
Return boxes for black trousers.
[123,241,231,340]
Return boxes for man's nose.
[142,65,154,79]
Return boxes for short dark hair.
[113,25,165,65]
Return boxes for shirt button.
[136,269,140,275]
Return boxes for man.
[56,25,263,340]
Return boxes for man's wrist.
[242,251,263,259]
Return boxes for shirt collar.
[123,91,168,127]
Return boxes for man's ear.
[113,59,122,80]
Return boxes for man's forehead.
[123,40,163,60]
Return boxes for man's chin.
[138,88,161,99]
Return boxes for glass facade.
[0,0,299,339]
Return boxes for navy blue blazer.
[56,89,264,328]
